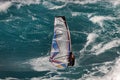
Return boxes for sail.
[49,16,71,68]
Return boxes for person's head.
[72,54,74,59]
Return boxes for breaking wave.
[0,2,12,12]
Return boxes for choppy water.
[0,0,120,80]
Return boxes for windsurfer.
[68,52,75,66]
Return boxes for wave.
[0,0,41,10]
[86,33,99,48]
[80,33,99,54]
[80,35,120,55]
[0,2,12,12]
[54,0,100,5]
[92,39,120,55]
[30,76,68,80]
[11,0,41,5]
[67,0,120,6]
[42,0,100,10]
[42,1,66,10]
[80,56,120,80]
[108,0,120,6]
[71,12,81,17]
[89,16,115,28]
[26,55,79,71]
[0,75,68,80]
[0,77,19,80]
[1,0,120,11]
[26,56,57,71]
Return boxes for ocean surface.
[0,0,120,80]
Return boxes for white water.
[0,77,19,80]
[1,0,119,11]
[11,0,40,5]
[1,0,119,12]
[80,57,120,80]
[108,0,120,6]
[91,39,120,55]
[0,2,12,12]
[30,76,68,80]
[80,33,120,55]
[26,56,57,71]
[80,33,98,53]
[71,12,81,17]
[86,33,98,48]
[54,0,100,5]
[90,16,115,28]
[42,1,66,10]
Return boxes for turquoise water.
[0,0,120,80]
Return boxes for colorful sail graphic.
[49,16,71,68]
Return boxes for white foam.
[108,0,120,6]
[91,43,103,52]
[81,57,120,80]
[49,4,66,10]
[93,39,120,55]
[42,1,66,10]
[105,57,120,80]
[72,0,100,5]
[55,0,120,6]
[117,51,120,55]
[87,13,94,18]
[80,33,98,57]
[32,16,37,21]
[26,56,57,71]
[11,0,40,5]
[71,12,94,18]
[0,77,19,80]
[90,16,115,27]
[16,3,23,9]
[30,77,43,80]
[71,31,88,35]
[55,0,100,5]
[30,76,68,80]
[12,0,40,9]
[71,12,81,17]
[0,2,12,12]
[86,33,98,48]
[80,33,98,54]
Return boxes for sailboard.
[49,16,72,69]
